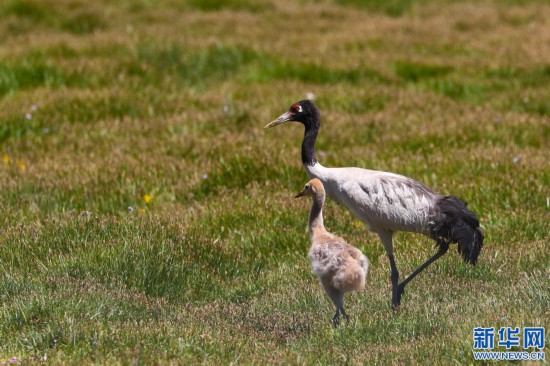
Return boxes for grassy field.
[0,0,549,364]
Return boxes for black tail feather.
[431,195,484,265]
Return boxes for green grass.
[127,44,260,87]
[1,0,549,364]
[0,58,84,97]
[332,0,415,16]
[188,0,270,12]
[244,59,387,85]
[1,0,106,35]
[394,61,454,82]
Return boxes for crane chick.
[295,178,369,327]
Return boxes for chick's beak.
[294,189,306,198]
[264,111,294,129]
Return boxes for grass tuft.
[427,79,486,103]
[189,0,269,12]
[2,0,50,22]
[0,59,74,97]
[60,11,105,34]
[1,0,106,35]
[245,59,387,85]
[513,97,550,116]
[127,44,259,87]
[333,0,414,16]
[395,61,454,82]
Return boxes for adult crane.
[265,100,484,309]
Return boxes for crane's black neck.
[301,115,320,167]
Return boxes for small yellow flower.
[17,160,26,171]
[2,154,9,165]
[138,208,146,215]
[354,220,363,228]
[143,194,152,204]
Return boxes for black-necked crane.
[295,178,369,326]
[266,100,484,309]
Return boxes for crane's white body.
[305,162,437,235]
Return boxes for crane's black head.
[264,100,320,130]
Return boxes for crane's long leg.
[380,232,450,310]
[399,242,449,289]
[388,254,401,310]
[393,242,450,309]
[378,231,401,310]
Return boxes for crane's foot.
[391,284,405,311]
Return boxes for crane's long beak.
[264,111,294,129]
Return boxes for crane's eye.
[291,104,303,113]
